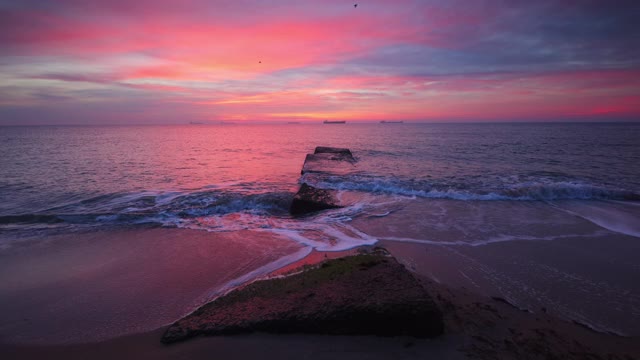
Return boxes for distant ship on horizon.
[323,120,346,124]
[380,120,403,124]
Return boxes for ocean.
[1,122,639,343]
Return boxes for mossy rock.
[162,252,444,344]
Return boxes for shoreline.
[378,234,640,337]
[3,245,639,360]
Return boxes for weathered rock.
[301,153,356,175]
[301,147,355,175]
[161,253,444,344]
[293,146,357,214]
[314,146,354,157]
[290,183,341,215]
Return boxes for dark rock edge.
[161,250,444,344]
[289,183,342,215]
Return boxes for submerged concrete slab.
[301,153,356,175]
[314,146,354,157]
[301,146,356,175]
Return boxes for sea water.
[2,123,638,241]
[1,122,639,342]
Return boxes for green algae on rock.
[161,252,444,344]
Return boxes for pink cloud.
[2,5,424,71]
[2,1,639,123]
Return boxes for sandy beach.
[0,227,305,344]
[2,275,638,360]
[2,235,639,359]
[381,234,640,337]
[1,327,466,360]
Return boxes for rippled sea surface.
[2,123,639,236]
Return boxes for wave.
[0,188,380,253]
[501,182,640,201]
[1,190,294,227]
[302,174,640,201]
[3,176,637,230]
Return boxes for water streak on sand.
[201,246,313,304]
[550,201,640,238]
[378,229,613,247]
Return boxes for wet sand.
[348,198,640,336]
[381,235,640,336]
[1,327,466,360]
[2,225,639,359]
[0,227,304,344]
[2,264,638,360]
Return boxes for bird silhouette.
[354,3,358,8]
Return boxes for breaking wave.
[0,189,294,227]
[0,187,378,251]
[4,178,637,231]
[302,174,639,201]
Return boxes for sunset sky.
[1,0,639,124]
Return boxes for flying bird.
[354,3,358,8]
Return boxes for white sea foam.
[303,174,638,201]
[551,201,640,238]
[379,230,611,247]
[268,223,378,252]
[201,246,313,304]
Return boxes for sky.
[1,0,639,124]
